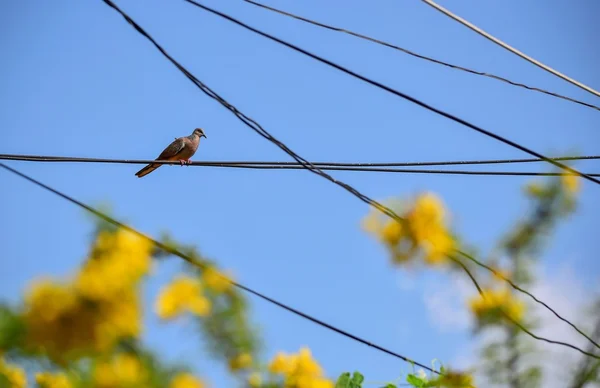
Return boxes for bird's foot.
[178,160,186,166]
[186,159,192,166]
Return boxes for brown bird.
[135,128,207,178]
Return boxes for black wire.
[2,154,599,177]
[242,0,600,112]
[99,0,600,359]
[3,153,599,166]
[457,251,600,352]
[0,161,440,375]
[450,254,600,360]
[101,0,408,225]
[180,0,600,187]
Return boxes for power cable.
[0,161,441,375]
[2,154,599,177]
[242,0,600,112]
[100,0,600,357]
[421,0,600,99]
[180,0,600,186]
[2,161,599,363]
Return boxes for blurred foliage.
[360,168,598,387]
[1,162,596,388]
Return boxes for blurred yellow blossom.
[155,276,211,320]
[469,287,525,323]
[0,356,26,388]
[228,352,253,371]
[268,347,334,388]
[35,372,72,388]
[202,266,233,294]
[439,370,475,387]
[169,373,205,388]
[561,173,580,195]
[24,278,143,361]
[362,193,455,267]
[380,219,402,246]
[76,229,153,302]
[94,353,148,388]
[269,352,293,375]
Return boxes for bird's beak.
[201,134,207,138]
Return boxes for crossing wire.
[242,0,600,112]
[0,161,442,376]
[181,0,600,186]
[99,0,600,357]
[2,153,600,177]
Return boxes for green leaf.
[406,374,424,387]
[335,372,351,388]
[350,371,365,386]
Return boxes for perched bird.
[135,128,207,178]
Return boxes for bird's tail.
[135,163,161,178]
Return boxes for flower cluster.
[94,353,149,387]
[155,276,211,320]
[35,371,72,388]
[0,355,26,388]
[169,372,206,388]
[267,347,334,388]
[363,193,456,266]
[468,287,525,326]
[23,228,153,362]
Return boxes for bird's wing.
[156,137,186,160]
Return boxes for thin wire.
[100,0,600,358]
[0,161,440,375]
[2,154,600,177]
[2,153,599,167]
[242,0,600,112]
[421,0,600,99]
[450,255,600,360]
[180,0,600,186]
[457,250,600,352]
[101,0,405,224]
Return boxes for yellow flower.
[294,348,323,377]
[228,352,253,371]
[202,266,233,294]
[76,228,152,302]
[169,373,205,388]
[269,352,293,375]
[248,372,262,387]
[0,357,27,388]
[25,279,77,324]
[439,370,475,387]
[422,229,453,265]
[35,372,71,388]
[268,347,334,388]
[380,220,402,246]
[469,287,525,323]
[408,193,446,242]
[155,276,211,320]
[561,173,580,195]
[94,353,147,388]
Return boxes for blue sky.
[1,0,598,386]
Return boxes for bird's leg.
[186,159,192,166]
[178,159,186,166]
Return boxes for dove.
[135,128,206,178]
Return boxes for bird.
[135,128,207,178]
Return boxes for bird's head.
[193,128,207,139]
